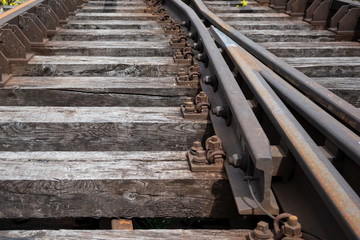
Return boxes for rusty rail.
[211,26,360,240]
[163,0,279,215]
[0,0,84,84]
[190,0,360,133]
[0,0,45,25]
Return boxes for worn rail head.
[162,0,279,214]
[190,0,360,134]
[211,26,360,240]
[0,0,45,25]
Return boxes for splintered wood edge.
[0,230,250,239]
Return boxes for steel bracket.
[176,63,200,86]
[181,91,210,120]
[35,4,60,36]
[65,0,77,15]
[173,49,192,64]
[286,0,308,17]
[310,0,332,27]
[164,20,181,34]
[27,13,47,38]
[0,28,29,63]
[329,5,349,30]
[269,0,288,11]
[187,136,225,172]
[0,51,10,75]
[2,24,31,53]
[18,14,48,47]
[48,0,69,24]
[335,8,360,40]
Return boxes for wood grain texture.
[217,13,294,22]
[10,56,182,77]
[73,12,157,20]
[313,77,360,107]
[241,30,335,42]
[209,5,271,13]
[53,29,170,41]
[53,29,171,41]
[282,57,360,77]
[1,77,196,106]
[81,6,150,13]
[0,106,212,151]
[33,41,172,56]
[0,152,235,218]
[203,1,258,5]
[87,1,148,6]
[228,20,310,30]
[0,230,249,239]
[63,20,163,30]
[262,42,360,57]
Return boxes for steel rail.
[190,0,360,133]
[0,0,45,25]
[260,70,360,166]
[211,27,360,240]
[163,0,279,214]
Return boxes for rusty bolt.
[195,91,208,104]
[177,72,189,82]
[192,149,206,164]
[196,53,207,62]
[203,75,217,87]
[190,141,203,155]
[253,221,274,239]
[206,136,222,150]
[187,31,197,40]
[208,139,221,150]
[189,62,200,72]
[282,216,302,238]
[193,41,203,51]
[212,105,225,117]
[184,101,196,113]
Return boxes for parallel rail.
[0,0,359,239]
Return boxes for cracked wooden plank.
[260,41,360,57]
[0,152,235,218]
[0,230,249,239]
[0,76,196,106]
[10,56,182,77]
[208,5,272,13]
[86,0,148,6]
[282,57,360,77]
[33,41,172,56]
[216,12,291,21]
[228,20,311,30]
[63,20,163,30]
[0,106,212,151]
[73,12,157,20]
[241,30,335,42]
[313,77,360,107]
[80,6,148,13]
[53,29,170,41]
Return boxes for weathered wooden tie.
[0,0,231,220]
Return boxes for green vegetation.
[1,0,26,7]
[134,218,173,229]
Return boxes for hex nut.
[190,141,203,154]
[253,221,274,239]
[192,150,206,164]
[207,136,221,150]
[282,216,302,238]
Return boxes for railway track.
[0,0,359,239]
[204,0,360,107]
